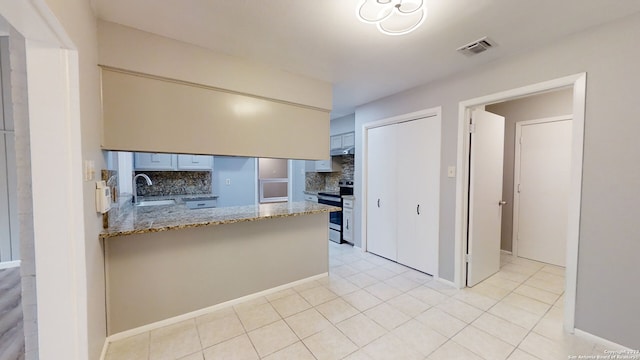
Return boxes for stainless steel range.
[317,180,354,244]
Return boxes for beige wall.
[105,214,329,334]
[97,20,332,110]
[486,88,573,252]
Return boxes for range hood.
[331,146,355,156]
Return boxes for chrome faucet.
[132,173,153,204]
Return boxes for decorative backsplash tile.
[305,155,354,192]
[134,171,212,196]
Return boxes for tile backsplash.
[305,155,354,191]
[134,171,212,196]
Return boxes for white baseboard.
[0,260,21,270]
[103,272,328,346]
[436,276,459,289]
[500,250,513,255]
[573,328,634,352]
[354,245,363,253]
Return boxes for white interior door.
[367,124,398,261]
[515,118,572,266]
[397,117,440,275]
[467,109,505,287]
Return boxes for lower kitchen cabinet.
[366,115,440,275]
[342,197,354,243]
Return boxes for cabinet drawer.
[343,199,353,208]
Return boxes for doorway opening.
[454,73,586,332]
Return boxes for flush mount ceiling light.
[357,0,427,36]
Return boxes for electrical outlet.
[225,178,231,185]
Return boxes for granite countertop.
[101,198,341,240]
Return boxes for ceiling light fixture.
[357,0,427,36]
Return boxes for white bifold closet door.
[396,118,440,275]
[367,116,440,274]
[366,124,398,261]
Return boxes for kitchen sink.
[135,199,176,207]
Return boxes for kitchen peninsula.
[101,200,339,334]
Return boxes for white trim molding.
[454,73,586,333]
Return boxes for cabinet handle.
[417,204,420,215]
[377,199,381,208]
[346,219,349,230]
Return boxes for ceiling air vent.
[457,37,496,56]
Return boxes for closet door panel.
[397,117,440,275]
[366,125,398,261]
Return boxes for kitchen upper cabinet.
[306,158,342,173]
[134,153,176,170]
[134,153,213,171]
[330,135,343,150]
[177,154,213,170]
[341,132,355,147]
[366,116,440,275]
[330,132,355,150]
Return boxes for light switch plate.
[447,166,456,178]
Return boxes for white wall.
[331,113,356,135]
[354,13,640,348]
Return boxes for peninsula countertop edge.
[100,200,341,240]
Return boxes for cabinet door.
[343,208,353,242]
[177,154,213,170]
[134,153,176,170]
[342,132,355,147]
[330,135,343,150]
[396,117,440,275]
[315,159,332,171]
[366,125,397,261]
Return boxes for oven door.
[317,195,342,243]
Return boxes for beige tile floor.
[105,242,617,360]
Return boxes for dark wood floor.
[0,267,24,360]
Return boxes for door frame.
[512,115,573,262]
[454,73,586,332]
[361,106,441,278]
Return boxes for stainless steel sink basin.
[135,199,176,207]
